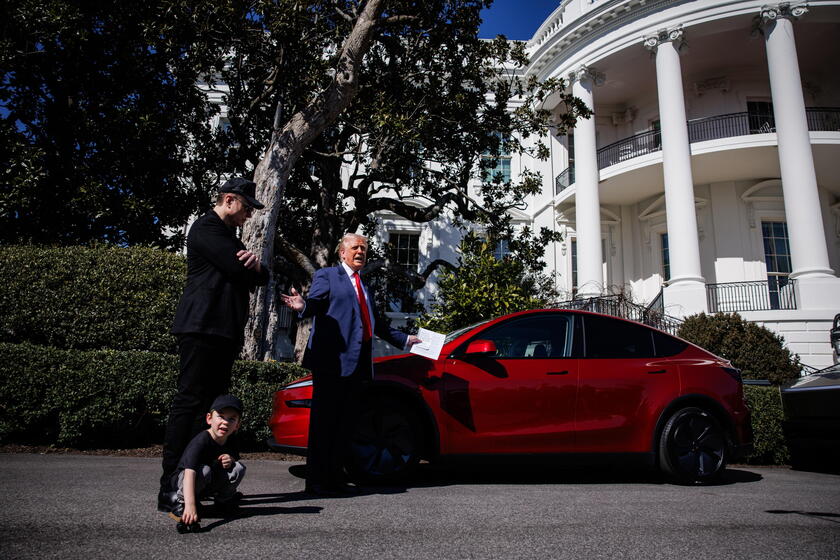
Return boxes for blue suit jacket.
[301,265,408,377]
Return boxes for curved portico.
[527,0,840,366]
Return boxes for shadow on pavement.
[343,463,764,490]
[196,497,322,532]
[766,509,840,524]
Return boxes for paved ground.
[1,453,838,559]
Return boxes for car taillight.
[722,367,742,383]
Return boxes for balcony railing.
[706,279,797,313]
[555,166,575,195]
[552,293,682,335]
[555,108,840,188]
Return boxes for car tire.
[346,397,422,484]
[658,407,727,484]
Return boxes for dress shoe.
[157,488,177,513]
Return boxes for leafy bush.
[0,342,307,450]
[677,312,800,385]
[0,245,185,353]
[743,385,788,465]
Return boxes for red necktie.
[353,272,373,341]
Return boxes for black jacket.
[171,211,269,342]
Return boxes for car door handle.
[547,370,569,375]
[647,369,667,374]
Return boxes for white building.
[376,0,840,369]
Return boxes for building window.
[661,232,670,282]
[748,100,775,134]
[390,232,420,271]
[493,239,511,260]
[482,132,511,184]
[388,232,420,312]
[761,221,791,309]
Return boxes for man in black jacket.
[158,177,269,512]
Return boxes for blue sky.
[479,0,561,40]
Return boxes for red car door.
[436,313,579,455]
[575,314,679,453]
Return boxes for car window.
[444,318,492,344]
[470,314,573,359]
[652,330,687,357]
[583,314,655,359]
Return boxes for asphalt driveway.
[1,453,838,559]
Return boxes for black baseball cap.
[210,394,244,415]
[220,177,265,209]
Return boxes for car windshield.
[444,318,493,344]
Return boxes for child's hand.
[218,453,233,470]
[182,504,199,526]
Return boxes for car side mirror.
[465,339,497,356]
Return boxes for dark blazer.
[171,210,269,342]
[301,265,407,377]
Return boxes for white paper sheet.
[410,327,446,360]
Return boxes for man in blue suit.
[281,233,420,494]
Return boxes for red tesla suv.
[268,309,753,484]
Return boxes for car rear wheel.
[659,407,727,484]
[346,397,422,484]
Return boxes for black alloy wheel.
[346,397,422,483]
[659,407,728,484]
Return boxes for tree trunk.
[239,0,387,360]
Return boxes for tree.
[677,312,801,385]
[415,231,558,334]
[0,1,234,248]
[218,1,588,360]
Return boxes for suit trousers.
[306,341,371,488]
[161,334,238,486]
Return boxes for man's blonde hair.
[336,233,368,255]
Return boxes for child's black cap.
[210,394,243,415]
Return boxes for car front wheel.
[659,407,727,484]
[346,397,422,484]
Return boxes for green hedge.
[0,347,792,465]
[0,245,185,353]
[0,342,308,450]
[678,312,801,385]
[743,385,788,465]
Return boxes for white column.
[645,28,707,316]
[761,4,834,280]
[570,66,604,298]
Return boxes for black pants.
[160,334,238,486]
[306,342,371,488]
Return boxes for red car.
[268,309,752,484]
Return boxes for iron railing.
[597,128,661,169]
[806,107,840,131]
[555,108,840,187]
[645,287,664,318]
[706,279,797,313]
[551,294,682,335]
[555,166,575,195]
